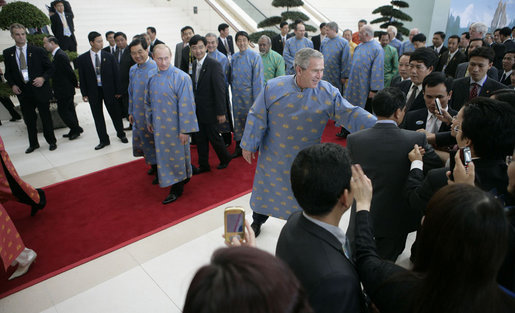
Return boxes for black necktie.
[500,73,506,82]
[95,53,100,75]
[406,85,418,109]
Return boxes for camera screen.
[227,213,244,232]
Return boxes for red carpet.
[0,121,345,298]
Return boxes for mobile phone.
[460,146,472,167]
[224,207,245,243]
[435,98,443,115]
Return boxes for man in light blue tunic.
[399,28,419,55]
[320,21,351,93]
[345,25,384,112]
[230,31,264,157]
[387,25,402,55]
[283,22,313,75]
[241,48,377,236]
[146,44,199,204]
[128,38,158,181]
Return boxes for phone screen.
[226,213,244,233]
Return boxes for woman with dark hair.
[351,164,515,312]
[183,246,313,313]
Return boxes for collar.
[503,70,513,77]
[151,39,157,45]
[52,47,59,56]
[375,119,398,125]
[448,49,458,58]
[57,11,66,17]
[16,43,27,50]
[469,74,487,86]
[90,49,101,56]
[302,212,348,247]
[410,82,423,92]
[196,53,207,67]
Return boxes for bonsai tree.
[250,0,316,43]
[370,0,412,36]
[0,1,50,31]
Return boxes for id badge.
[188,62,193,75]
[21,69,29,82]
[96,74,102,85]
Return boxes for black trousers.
[374,234,408,262]
[118,93,129,119]
[0,96,20,119]
[17,89,56,147]
[252,212,269,225]
[60,34,77,52]
[90,87,125,144]
[194,122,231,168]
[56,95,81,134]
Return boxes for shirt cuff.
[410,160,423,171]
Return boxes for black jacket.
[192,56,227,124]
[51,48,77,99]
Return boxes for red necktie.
[469,83,479,99]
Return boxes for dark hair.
[183,247,313,313]
[469,38,486,47]
[412,184,509,313]
[500,26,512,37]
[235,31,249,41]
[412,33,426,43]
[114,31,126,40]
[461,31,470,39]
[448,34,460,43]
[46,35,59,45]
[181,26,194,34]
[147,26,156,34]
[105,31,114,38]
[491,89,515,105]
[88,31,101,43]
[460,97,515,159]
[218,23,229,32]
[371,87,407,117]
[290,143,351,216]
[280,21,289,28]
[128,38,148,51]
[189,34,207,47]
[294,21,305,31]
[504,49,515,58]
[469,46,495,62]
[319,22,326,28]
[358,19,367,24]
[422,72,453,93]
[378,31,388,39]
[53,0,64,5]
[410,48,438,69]
[433,31,445,40]
[399,51,413,60]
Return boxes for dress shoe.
[63,132,70,138]
[162,192,180,204]
[94,142,110,150]
[217,158,231,170]
[119,136,129,143]
[123,125,132,131]
[9,248,37,280]
[251,222,262,238]
[25,145,40,154]
[49,144,57,151]
[192,166,210,175]
[69,132,80,140]
[9,116,21,122]
[31,189,46,216]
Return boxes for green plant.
[27,33,47,47]
[371,0,412,36]
[0,1,50,30]
[0,81,14,98]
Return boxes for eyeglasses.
[507,155,513,166]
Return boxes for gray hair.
[361,25,374,38]
[258,35,271,45]
[470,22,488,36]
[326,21,338,33]
[294,48,323,69]
[387,25,397,36]
[205,32,217,39]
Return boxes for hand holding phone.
[435,98,443,115]
[224,207,245,243]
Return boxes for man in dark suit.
[48,0,73,16]
[189,35,232,174]
[49,0,76,52]
[114,32,134,126]
[310,22,327,52]
[147,26,164,53]
[451,47,508,111]
[271,21,294,55]
[217,23,234,57]
[403,72,457,133]
[397,47,439,112]
[436,35,466,78]
[276,143,364,313]
[77,31,128,150]
[347,88,442,261]
[174,26,194,68]
[102,31,116,54]
[43,36,82,140]
[3,23,57,153]
[429,31,447,57]
[178,26,196,76]
[499,50,514,86]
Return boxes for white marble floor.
[0,98,414,313]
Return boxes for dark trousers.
[60,34,77,52]
[195,122,231,168]
[170,178,188,195]
[374,234,408,262]
[0,96,21,119]
[118,93,129,119]
[56,95,81,134]
[90,87,125,143]
[17,90,56,147]
[252,212,269,225]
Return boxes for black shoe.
[31,188,46,216]
[162,192,179,204]
[148,167,156,175]
[119,136,128,143]
[63,132,71,138]
[123,125,132,131]
[193,166,210,175]
[217,158,231,169]
[69,132,80,140]
[78,127,84,133]
[251,222,261,238]
[9,116,21,122]
[152,177,159,185]
[25,145,40,154]
[95,142,110,150]
[49,144,57,151]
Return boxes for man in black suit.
[3,23,57,153]
[217,23,234,58]
[43,36,82,140]
[451,47,508,111]
[396,47,439,112]
[174,26,194,68]
[436,35,466,78]
[271,21,294,55]
[48,0,73,16]
[499,50,514,86]
[429,31,447,57]
[310,22,327,52]
[455,39,499,80]
[114,32,134,126]
[147,26,164,53]
[500,26,515,52]
[189,35,232,174]
[403,72,457,133]
[179,26,195,76]
[102,31,116,54]
[50,0,76,52]
[276,143,364,313]
[347,88,442,261]
[77,31,128,150]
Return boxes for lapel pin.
[416,120,424,125]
